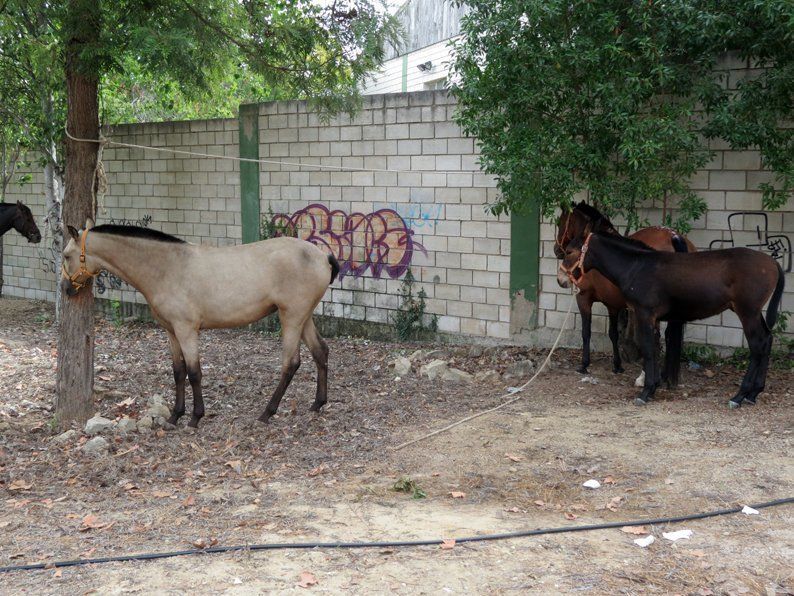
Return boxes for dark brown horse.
[555,203,695,385]
[0,201,41,243]
[562,232,785,408]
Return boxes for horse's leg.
[662,321,685,389]
[634,314,659,405]
[607,308,624,373]
[730,314,770,408]
[745,328,773,405]
[258,317,302,423]
[302,317,329,412]
[577,293,593,374]
[174,326,204,428]
[653,324,663,387]
[166,331,187,425]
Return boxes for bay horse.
[61,222,340,428]
[0,201,42,243]
[555,203,695,386]
[562,232,785,408]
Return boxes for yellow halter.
[62,229,99,291]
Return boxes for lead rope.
[392,291,576,451]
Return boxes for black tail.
[662,233,688,387]
[671,234,688,253]
[328,254,340,285]
[765,263,785,331]
[664,321,684,388]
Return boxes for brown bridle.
[555,211,574,254]
[560,232,593,287]
[62,229,98,291]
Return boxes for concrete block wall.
[256,91,509,339]
[1,117,241,306]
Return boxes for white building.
[361,0,466,94]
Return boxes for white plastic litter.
[662,529,693,541]
[741,505,760,515]
[579,376,599,385]
[506,386,522,394]
[634,535,655,548]
[582,479,601,489]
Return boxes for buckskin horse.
[61,222,339,428]
[0,201,42,243]
[555,203,695,386]
[562,232,785,408]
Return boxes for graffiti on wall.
[709,211,792,273]
[272,203,425,280]
[388,203,442,231]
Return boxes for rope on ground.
[65,128,486,175]
[1,496,791,573]
[392,292,576,452]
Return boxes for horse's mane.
[574,202,618,232]
[595,231,654,252]
[92,224,186,244]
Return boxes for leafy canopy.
[450,0,793,231]
[0,1,399,134]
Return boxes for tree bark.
[56,5,99,429]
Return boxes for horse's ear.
[66,225,79,241]
[16,200,22,208]
[85,218,94,230]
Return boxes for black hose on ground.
[1,497,791,573]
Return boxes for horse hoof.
[728,400,742,409]
[258,413,272,424]
[634,397,648,406]
[162,422,177,431]
[577,366,589,374]
[613,366,624,374]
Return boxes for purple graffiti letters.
[272,203,425,280]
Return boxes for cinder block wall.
[2,85,791,346]
[1,117,242,306]
[255,91,508,338]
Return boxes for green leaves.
[451,0,793,228]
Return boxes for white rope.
[65,128,481,176]
[391,292,576,452]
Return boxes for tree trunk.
[56,12,99,429]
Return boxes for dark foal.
[563,233,785,407]
[555,202,694,385]
[0,201,42,243]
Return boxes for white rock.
[579,376,599,385]
[419,359,448,380]
[441,368,473,383]
[662,529,693,541]
[84,415,114,436]
[51,429,77,444]
[408,350,426,362]
[582,479,601,489]
[82,436,109,456]
[146,402,172,420]
[137,415,154,430]
[474,370,501,384]
[634,535,655,548]
[392,356,412,377]
[116,417,137,434]
[505,359,536,379]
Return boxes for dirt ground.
[0,297,792,595]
